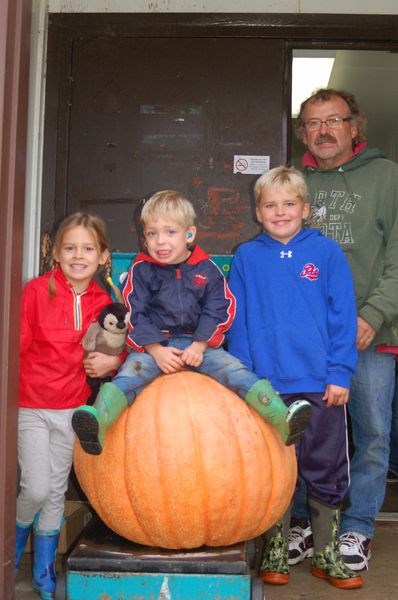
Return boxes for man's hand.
[323,384,349,408]
[181,341,208,367]
[357,316,376,351]
[145,343,185,373]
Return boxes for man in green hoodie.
[291,88,398,572]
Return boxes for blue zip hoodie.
[227,228,357,394]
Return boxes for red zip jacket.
[19,268,112,409]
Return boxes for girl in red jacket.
[15,213,121,599]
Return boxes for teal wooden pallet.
[58,518,265,599]
[66,571,252,599]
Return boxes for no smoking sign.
[233,155,270,175]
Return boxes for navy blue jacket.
[122,245,236,351]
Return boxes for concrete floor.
[15,482,398,599]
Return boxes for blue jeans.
[389,362,398,475]
[340,347,396,539]
[291,475,309,519]
[292,347,396,537]
[112,335,259,405]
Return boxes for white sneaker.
[288,521,314,565]
[339,532,372,571]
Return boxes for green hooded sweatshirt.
[303,145,398,345]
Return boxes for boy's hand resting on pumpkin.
[145,342,185,374]
[181,341,208,367]
[323,384,349,408]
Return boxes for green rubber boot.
[309,497,363,589]
[246,380,312,445]
[72,382,128,455]
[259,508,291,586]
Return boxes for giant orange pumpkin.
[74,371,297,549]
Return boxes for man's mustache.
[315,134,336,145]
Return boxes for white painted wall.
[23,0,48,281]
[48,0,398,15]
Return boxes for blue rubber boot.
[32,528,61,599]
[15,521,33,575]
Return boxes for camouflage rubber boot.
[246,379,312,445]
[309,496,363,589]
[72,382,128,455]
[259,509,291,585]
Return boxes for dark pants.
[283,392,349,508]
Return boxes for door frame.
[0,1,31,596]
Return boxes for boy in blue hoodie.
[227,167,361,589]
[72,189,311,455]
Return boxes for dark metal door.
[49,33,286,254]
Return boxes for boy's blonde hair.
[141,190,196,229]
[254,166,308,206]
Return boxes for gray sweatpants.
[17,407,76,533]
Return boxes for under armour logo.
[280,250,293,258]
[300,263,320,281]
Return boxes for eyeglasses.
[303,116,353,131]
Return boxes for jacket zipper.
[175,267,185,324]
